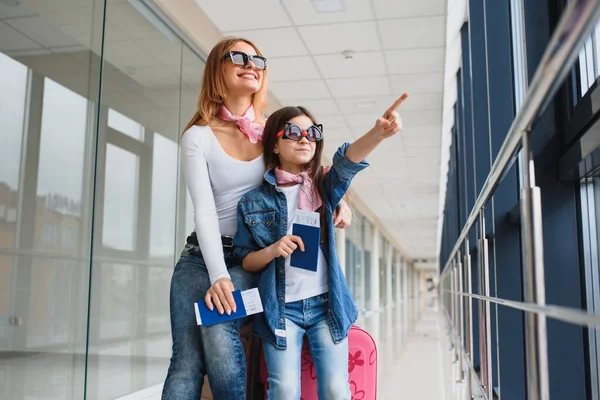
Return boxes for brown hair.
[263,106,329,236]
[183,37,268,132]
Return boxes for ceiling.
[191,0,452,259]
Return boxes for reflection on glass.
[108,108,144,141]
[146,266,171,334]
[0,53,27,196]
[96,263,134,341]
[37,78,87,255]
[150,133,178,258]
[102,144,139,252]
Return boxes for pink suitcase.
[259,325,377,399]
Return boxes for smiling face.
[274,115,318,174]
[223,41,264,97]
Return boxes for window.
[578,20,600,95]
[150,133,178,258]
[61,226,76,249]
[41,223,58,246]
[0,53,27,196]
[102,144,139,252]
[108,109,144,141]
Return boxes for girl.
[162,37,352,399]
[233,95,408,399]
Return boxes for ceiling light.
[312,0,345,13]
[356,102,375,109]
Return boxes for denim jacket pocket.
[244,209,277,246]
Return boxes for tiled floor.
[378,306,444,399]
[1,296,444,400]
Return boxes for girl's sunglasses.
[276,122,323,142]
[223,51,267,70]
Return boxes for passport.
[194,288,263,326]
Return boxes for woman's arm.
[181,129,230,283]
[182,129,236,315]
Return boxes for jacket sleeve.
[324,142,370,208]
[233,201,262,262]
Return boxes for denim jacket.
[233,143,369,349]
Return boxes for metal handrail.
[441,0,600,274]
[444,290,600,328]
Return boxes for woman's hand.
[333,199,353,229]
[205,277,236,315]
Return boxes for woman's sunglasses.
[276,122,323,142]
[223,51,267,70]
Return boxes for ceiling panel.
[106,3,166,41]
[0,3,38,20]
[327,76,391,97]
[135,37,183,66]
[314,51,386,79]
[404,135,442,147]
[267,56,321,82]
[379,16,446,49]
[194,0,291,31]
[391,72,444,94]
[402,110,442,126]
[385,48,445,74]
[345,113,380,129]
[104,41,161,69]
[336,95,396,115]
[298,22,380,55]
[281,98,341,115]
[372,0,447,18]
[397,92,443,110]
[318,114,348,128]
[282,0,373,25]
[0,22,41,52]
[5,16,80,49]
[223,28,308,57]
[269,80,330,100]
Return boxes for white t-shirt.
[279,184,329,303]
[181,125,265,284]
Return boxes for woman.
[161,37,352,400]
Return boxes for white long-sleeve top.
[181,125,264,284]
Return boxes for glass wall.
[363,217,373,311]
[345,208,365,311]
[0,1,205,398]
[379,235,389,309]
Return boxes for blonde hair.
[183,37,268,133]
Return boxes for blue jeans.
[262,293,351,400]
[161,249,256,400]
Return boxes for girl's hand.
[268,234,305,258]
[205,277,236,315]
[372,93,409,139]
[333,199,352,229]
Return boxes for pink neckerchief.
[274,166,330,211]
[218,104,264,143]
